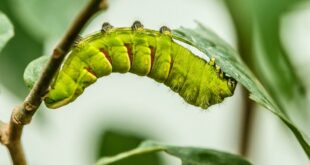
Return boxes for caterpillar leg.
[225,74,237,94]
[209,57,215,66]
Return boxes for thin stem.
[0,0,108,164]
[239,90,255,155]
[224,0,256,156]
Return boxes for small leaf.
[95,141,251,165]
[23,56,49,89]
[0,11,14,53]
[172,23,310,157]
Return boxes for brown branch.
[0,0,108,164]
[224,0,256,156]
[239,90,255,155]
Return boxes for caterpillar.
[44,21,236,109]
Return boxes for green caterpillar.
[44,21,236,109]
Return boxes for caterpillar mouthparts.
[44,21,237,109]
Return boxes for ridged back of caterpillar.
[45,28,235,109]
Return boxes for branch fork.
[0,0,107,164]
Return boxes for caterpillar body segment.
[45,22,236,109]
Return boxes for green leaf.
[95,141,251,165]
[23,56,49,89]
[9,0,87,40]
[172,24,276,111]
[224,0,310,157]
[0,11,14,53]
[96,130,164,165]
[172,23,310,158]
[227,0,309,112]
[248,0,309,134]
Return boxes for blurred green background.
[0,0,309,164]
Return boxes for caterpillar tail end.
[44,96,73,109]
[44,69,98,109]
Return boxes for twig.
[239,90,255,155]
[224,0,256,156]
[0,0,108,164]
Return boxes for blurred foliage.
[10,0,87,41]
[224,0,310,157]
[2,0,310,163]
[0,0,43,98]
[96,130,164,165]
[0,11,13,53]
[0,0,88,98]
[96,140,251,165]
[225,0,309,127]
[173,22,310,157]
